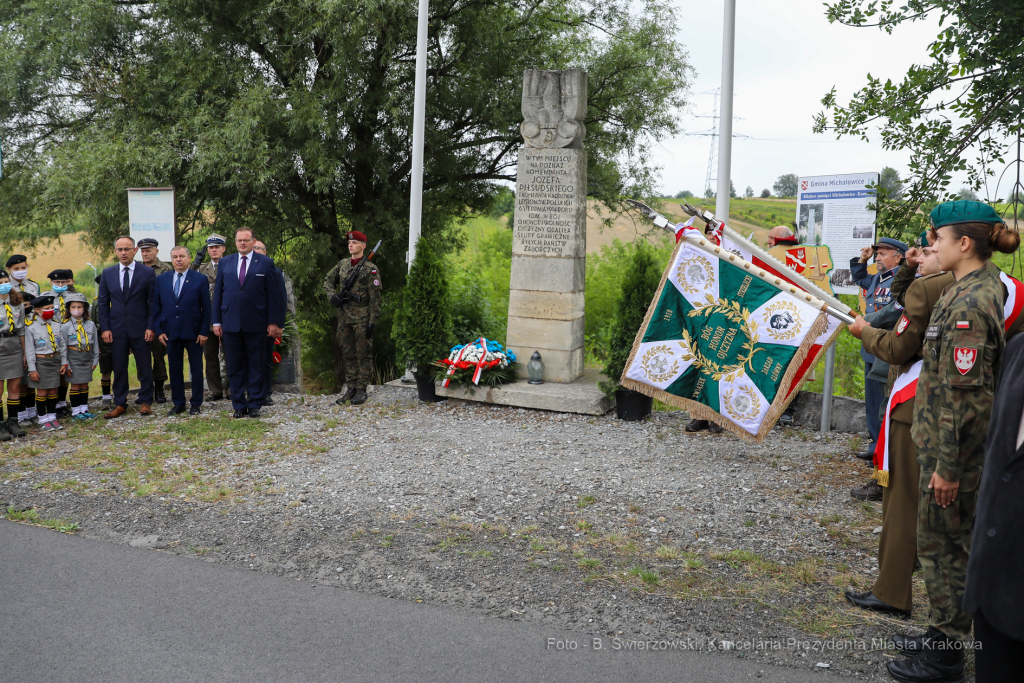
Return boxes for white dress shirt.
[120,261,137,290]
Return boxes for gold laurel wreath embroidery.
[722,385,762,422]
[640,345,680,383]
[679,297,763,382]
[763,300,804,342]
[676,253,715,294]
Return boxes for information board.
[796,173,878,295]
[127,188,176,261]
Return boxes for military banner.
[621,234,829,442]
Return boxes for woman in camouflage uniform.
[887,201,1020,683]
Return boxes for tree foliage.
[816,0,1024,241]
[773,174,798,198]
[600,241,662,395]
[393,238,452,370]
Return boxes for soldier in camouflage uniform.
[323,231,381,405]
[887,201,1020,683]
[138,238,173,403]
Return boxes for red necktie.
[239,255,247,287]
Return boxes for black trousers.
[222,330,267,412]
[974,609,1024,682]
[167,338,205,408]
[112,335,153,407]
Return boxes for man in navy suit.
[212,228,285,419]
[97,235,157,418]
[151,246,211,416]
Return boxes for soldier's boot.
[850,479,882,501]
[335,388,356,405]
[154,384,167,404]
[7,417,26,438]
[886,629,965,682]
[0,421,11,442]
[350,389,368,406]
[891,630,932,656]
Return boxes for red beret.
[347,231,368,243]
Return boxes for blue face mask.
[0,284,11,295]
[52,285,68,294]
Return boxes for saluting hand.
[859,246,873,263]
[905,247,922,267]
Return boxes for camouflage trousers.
[917,486,978,640]
[337,319,373,390]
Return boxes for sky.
[651,0,947,198]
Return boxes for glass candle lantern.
[527,351,545,384]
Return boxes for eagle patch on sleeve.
[895,315,910,336]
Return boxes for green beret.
[930,200,1005,229]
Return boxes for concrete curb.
[790,391,868,434]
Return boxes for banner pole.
[820,343,836,432]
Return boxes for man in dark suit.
[151,246,211,416]
[97,235,157,418]
[963,332,1024,681]
[212,228,285,419]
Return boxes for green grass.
[5,506,79,532]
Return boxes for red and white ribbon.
[873,360,922,487]
[1000,271,1024,331]
[471,337,488,385]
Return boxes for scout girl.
[0,270,27,440]
[60,292,99,420]
[24,294,68,432]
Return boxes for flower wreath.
[432,338,520,389]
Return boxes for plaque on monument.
[505,69,588,383]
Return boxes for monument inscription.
[513,150,586,258]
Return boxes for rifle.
[331,240,382,308]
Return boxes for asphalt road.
[0,521,832,682]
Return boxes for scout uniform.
[138,238,173,403]
[0,271,27,440]
[850,237,908,454]
[191,233,227,398]
[25,294,68,432]
[323,231,381,403]
[60,292,99,420]
[847,265,955,616]
[47,268,77,416]
[7,255,40,422]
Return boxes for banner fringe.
[874,469,890,487]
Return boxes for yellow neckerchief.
[75,319,90,350]
[44,319,56,350]
[57,294,67,322]
[1,296,12,331]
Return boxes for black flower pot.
[415,374,442,403]
[615,388,653,421]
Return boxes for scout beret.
[63,292,88,304]
[206,233,227,246]
[30,294,55,308]
[137,237,160,248]
[930,200,1005,229]
[871,237,908,254]
[47,268,74,280]
[5,255,26,268]
[347,231,368,243]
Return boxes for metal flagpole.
[407,0,429,272]
[403,0,430,384]
[714,0,736,221]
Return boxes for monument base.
[438,368,612,415]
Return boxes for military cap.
[47,268,74,280]
[63,292,88,305]
[205,233,227,246]
[137,237,160,248]
[30,294,55,308]
[871,237,908,254]
[347,231,368,243]
[930,200,1005,229]
[5,255,26,268]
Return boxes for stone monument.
[505,69,588,383]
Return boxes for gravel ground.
[1,386,958,679]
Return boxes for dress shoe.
[189,406,201,416]
[209,394,224,401]
[892,630,931,655]
[166,405,186,417]
[56,406,71,419]
[7,417,26,438]
[138,404,152,416]
[104,405,127,419]
[0,423,11,442]
[336,387,357,405]
[844,590,910,618]
[887,630,965,682]
[685,418,723,433]
[856,445,877,460]
[232,409,248,419]
[154,385,167,404]
[263,396,275,406]
[248,408,261,419]
[851,479,883,501]
[351,389,368,406]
